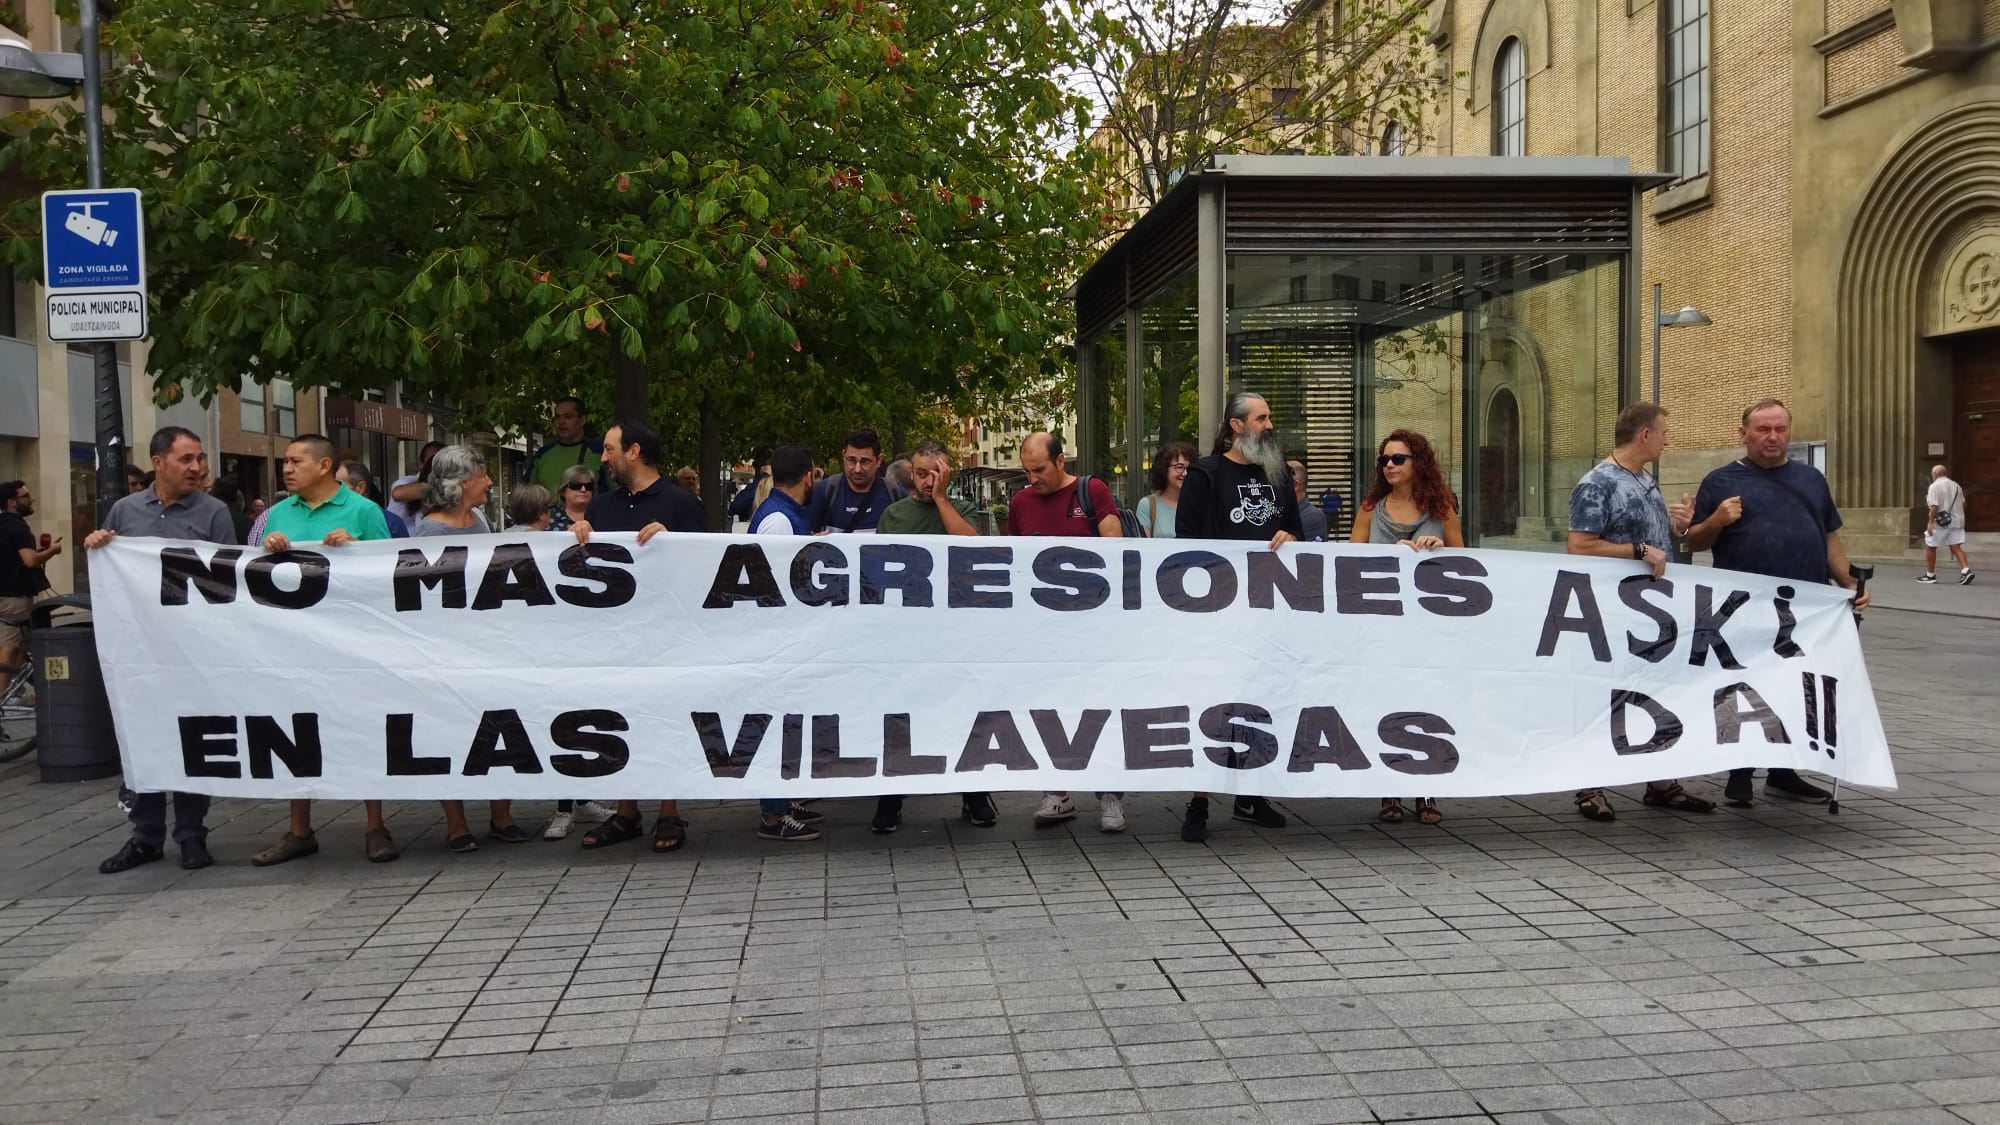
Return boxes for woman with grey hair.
[411,446,522,850]
[547,463,595,532]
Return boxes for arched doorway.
[1480,387,1522,538]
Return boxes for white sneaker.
[1034,793,1077,825]
[542,811,574,840]
[1099,795,1127,833]
[573,801,614,822]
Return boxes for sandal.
[1575,788,1616,822]
[651,816,688,854]
[1378,798,1406,824]
[446,833,479,853]
[1641,782,1716,813]
[488,822,531,843]
[579,813,643,849]
[1415,798,1443,825]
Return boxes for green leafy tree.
[2,0,1111,524]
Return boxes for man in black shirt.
[0,481,60,696]
[567,418,705,853]
[1172,391,1300,842]
[1688,398,1869,807]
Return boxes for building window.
[273,378,297,436]
[1663,0,1710,181]
[240,381,265,433]
[1288,275,1310,303]
[0,268,15,338]
[1270,87,1299,122]
[1493,38,1526,156]
[1381,120,1407,156]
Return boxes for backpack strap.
[1074,476,1098,536]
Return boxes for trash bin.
[31,595,121,783]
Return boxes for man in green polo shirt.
[875,440,980,536]
[259,434,390,550]
[254,433,396,865]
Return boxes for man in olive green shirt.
[875,441,980,535]
[528,396,605,496]
[868,441,995,831]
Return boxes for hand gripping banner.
[87,533,1893,800]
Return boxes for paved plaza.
[0,596,1996,1125]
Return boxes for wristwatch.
[1632,542,1646,561]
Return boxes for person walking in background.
[1564,404,1714,821]
[409,447,524,852]
[0,481,58,698]
[1137,442,1195,539]
[389,440,447,526]
[1687,398,1869,808]
[1921,464,1974,585]
[87,427,235,873]
[1289,459,1328,542]
[1174,393,1298,842]
[1350,429,1461,827]
[251,435,399,868]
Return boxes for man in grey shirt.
[1289,460,1329,542]
[85,426,236,874]
[1565,403,1714,822]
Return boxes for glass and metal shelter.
[1073,155,1671,548]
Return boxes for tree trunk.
[611,353,648,424]
[699,390,724,531]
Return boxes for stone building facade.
[1322,0,2000,553]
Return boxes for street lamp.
[0,1,127,524]
[1650,282,1712,407]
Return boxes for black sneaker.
[1765,769,1831,803]
[787,802,824,825]
[871,796,903,834]
[962,793,997,827]
[1180,798,1209,843]
[1962,570,1976,585]
[1724,770,1755,807]
[179,838,214,870]
[1232,796,1286,828]
[99,839,163,874]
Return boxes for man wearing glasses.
[528,396,605,497]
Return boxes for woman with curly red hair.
[1351,429,1464,826]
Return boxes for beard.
[1236,428,1287,484]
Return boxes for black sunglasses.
[565,482,595,492]
[1376,453,1412,467]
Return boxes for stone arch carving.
[1835,92,2000,509]
[1470,0,1550,112]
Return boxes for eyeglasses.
[1376,453,1412,467]
[565,482,595,492]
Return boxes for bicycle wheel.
[0,677,35,762]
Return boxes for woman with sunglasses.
[1351,429,1464,826]
[548,464,596,532]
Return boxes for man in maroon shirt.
[1005,432,1122,538]
[1006,433,1129,831]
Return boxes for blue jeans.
[129,791,209,846]
[759,799,789,818]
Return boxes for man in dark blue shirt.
[1688,398,1869,808]
[806,428,898,532]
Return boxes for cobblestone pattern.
[0,608,1994,1124]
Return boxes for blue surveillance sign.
[42,187,148,342]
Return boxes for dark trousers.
[129,792,210,846]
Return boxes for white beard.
[1236,428,1287,484]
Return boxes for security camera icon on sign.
[63,202,118,248]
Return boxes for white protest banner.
[87,533,1892,800]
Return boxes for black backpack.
[1075,475,1144,538]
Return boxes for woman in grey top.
[1350,429,1464,827]
[412,446,523,851]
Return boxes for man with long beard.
[1174,391,1301,842]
